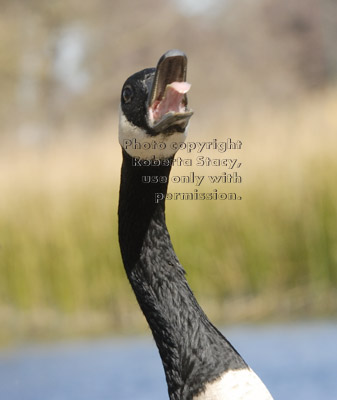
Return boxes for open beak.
[147,49,194,134]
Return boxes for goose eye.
[122,86,133,104]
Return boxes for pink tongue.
[152,81,191,121]
[169,81,191,93]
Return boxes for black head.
[120,68,156,134]
[119,50,193,160]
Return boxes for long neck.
[118,150,247,400]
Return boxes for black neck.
[118,150,246,400]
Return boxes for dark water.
[0,321,336,399]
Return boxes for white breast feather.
[193,368,274,400]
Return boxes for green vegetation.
[1,93,337,345]
[168,163,337,313]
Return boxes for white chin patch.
[119,109,188,160]
[193,368,274,400]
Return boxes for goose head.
[119,49,193,160]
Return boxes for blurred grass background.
[0,0,337,345]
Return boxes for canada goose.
[118,49,273,400]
